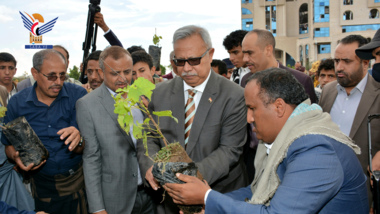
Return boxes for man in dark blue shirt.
[2,49,88,214]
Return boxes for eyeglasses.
[40,72,66,81]
[173,48,211,66]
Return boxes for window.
[370,9,379,19]
[299,3,308,34]
[265,6,277,36]
[343,11,353,20]
[305,44,310,68]
[342,24,380,33]
[242,8,252,15]
[317,44,331,54]
[343,0,353,5]
[314,27,330,37]
[241,0,252,3]
[376,0,380,3]
[299,45,304,66]
[242,18,253,31]
[314,0,330,22]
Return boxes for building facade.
[241,0,380,68]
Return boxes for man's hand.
[145,165,160,190]
[164,173,210,205]
[5,145,46,171]
[36,212,48,214]
[94,12,109,32]
[94,210,108,214]
[57,126,81,151]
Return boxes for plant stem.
[147,112,168,147]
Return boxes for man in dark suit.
[77,46,155,214]
[164,68,368,214]
[137,25,248,214]
[240,29,317,103]
[319,34,380,207]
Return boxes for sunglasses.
[41,72,66,81]
[173,48,210,66]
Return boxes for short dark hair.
[249,29,276,51]
[211,59,227,75]
[53,45,69,60]
[316,58,335,76]
[33,49,66,72]
[0,52,17,67]
[247,68,309,106]
[339,34,368,48]
[223,30,248,51]
[99,46,131,72]
[85,50,102,68]
[127,45,146,54]
[131,50,154,69]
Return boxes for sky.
[0,0,242,77]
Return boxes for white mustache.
[182,72,198,76]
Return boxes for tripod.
[80,0,101,83]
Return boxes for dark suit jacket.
[76,83,140,213]
[319,75,380,174]
[206,135,369,213]
[241,64,317,103]
[104,29,123,47]
[137,71,248,213]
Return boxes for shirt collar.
[183,69,212,93]
[26,82,69,104]
[264,143,272,155]
[336,72,368,94]
[106,86,117,97]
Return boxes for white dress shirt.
[330,73,368,136]
[183,70,212,111]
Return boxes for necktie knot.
[188,89,197,98]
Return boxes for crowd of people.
[0,11,380,214]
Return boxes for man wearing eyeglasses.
[77,46,156,214]
[137,25,248,214]
[1,49,88,214]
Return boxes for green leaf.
[0,106,7,118]
[133,123,143,139]
[128,78,155,101]
[153,110,178,123]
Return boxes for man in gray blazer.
[137,25,248,214]
[319,34,380,207]
[77,46,155,214]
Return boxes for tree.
[69,65,80,80]
[160,64,166,75]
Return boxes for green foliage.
[69,65,80,80]
[0,106,7,118]
[153,34,162,46]
[113,77,177,158]
[160,65,166,75]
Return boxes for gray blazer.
[76,83,140,214]
[137,71,248,212]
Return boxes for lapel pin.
[209,98,212,103]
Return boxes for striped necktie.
[185,89,197,146]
